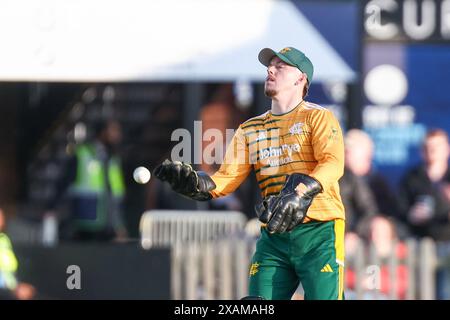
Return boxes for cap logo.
[279,47,291,54]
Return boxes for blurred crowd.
[341,127,450,300]
[342,127,450,243]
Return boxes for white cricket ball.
[133,166,151,184]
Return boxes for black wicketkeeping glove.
[153,159,216,201]
[255,173,323,234]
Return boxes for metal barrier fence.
[139,211,439,300]
[167,237,437,300]
[345,237,436,300]
[171,240,256,300]
[6,217,44,245]
[6,215,59,247]
[139,210,248,249]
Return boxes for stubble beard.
[264,88,277,97]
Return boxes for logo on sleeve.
[328,127,339,141]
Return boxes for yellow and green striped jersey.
[210,100,345,221]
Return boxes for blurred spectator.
[398,129,450,241]
[199,84,240,174]
[340,167,379,233]
[45,119,128,242]
[344,129,400,218]
[199,84,248,213]
[0,208,36,300]
[398,129,450,298]
[346,215,409,300]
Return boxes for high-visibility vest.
[70,143,125,230]
[72,144,125,197]
[0,233,18,290]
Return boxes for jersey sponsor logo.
[267,155,292,167]
[289,122,304,135]
[259,143,300,160]
[259,146,283,160]
[320,264,334,273]
[249,262,260,276]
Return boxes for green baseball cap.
[258,47,314,83]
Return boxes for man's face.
[422,135,450,165]
[104,121,123,146]
[344,143,373,176]
[264,56,303,98]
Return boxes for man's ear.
[300,73,307,83]
[296,73,306,85]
